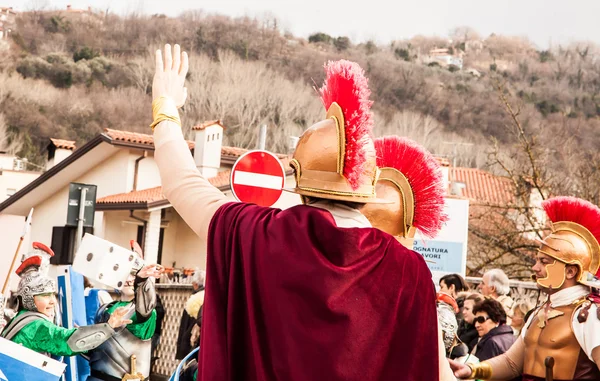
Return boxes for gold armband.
[150,96,181,130]
[467,362,493,380]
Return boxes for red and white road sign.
[230,150,286,207]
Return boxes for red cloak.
[198,202,439,381]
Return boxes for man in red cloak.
[151,44,441,380]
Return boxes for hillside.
[2,8,600,181]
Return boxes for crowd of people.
[436,270,532,366]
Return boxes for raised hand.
[153,43,189,107]
[108,306,133,328]
[137,264,165,279]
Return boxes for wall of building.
[29,149,134,245]
[0,170,40,202]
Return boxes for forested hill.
[2,8,600,174]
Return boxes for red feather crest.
[319,60,375,190]
[32,242,54,257]
[375,136,448,238]
[542,196,600,246]
[16,256,42,275]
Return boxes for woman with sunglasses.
[471,298,516,362]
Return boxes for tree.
[333,36,350,51]
[467,78,600,279]
[449,26,480,43]
[308,32,331,44]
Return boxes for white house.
[0,122,301,282]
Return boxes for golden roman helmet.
[287,60,384,204]
[362,136,448,249]
[536,197,600,289]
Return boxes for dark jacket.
[458,322,479,352]
[175,287,204,360]
[474,324,516,361]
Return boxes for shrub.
[308,32,332,44]
[73,46,100,62]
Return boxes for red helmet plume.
[375,136,448,238]
[319,60,374,190]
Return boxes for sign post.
[66,183,97,252]
[230,150,286,207]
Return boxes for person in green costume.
[1,242,131,358]
[87,240,164,381]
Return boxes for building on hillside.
[0,6,17,40]
[426,48,464,69]
[0,121,301,276]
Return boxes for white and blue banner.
[0,337,66,380]
[413,198,470,286]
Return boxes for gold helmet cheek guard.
[534,252,567,290]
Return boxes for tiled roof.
[50,138,76,151]
[97,171,232,205]
[191,120,224,131]
[97,186,166,204]
[103,128,195,150]
[102,128,289,160]
[451,167,514,205]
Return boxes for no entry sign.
[230,150,286,207]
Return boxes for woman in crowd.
[510,299,535,336]
[439,274,469,299]
[471,298,516,361]
[458,293,482,352]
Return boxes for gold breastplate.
[523,302,584,380]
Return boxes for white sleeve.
[572,303,600,361]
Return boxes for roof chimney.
[192,120,224,178]
[67,4,72,10]
[47,138,76,170]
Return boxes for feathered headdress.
[542,196,600,278]
[375,136,448,238]
[319,60,375,190]
[542,197,600,239]
[16,242,54,276]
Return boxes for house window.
[157,228,165,265]
[6,188,16,197]
[136,225,145,249]
[50,225,94,265]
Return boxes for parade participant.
[1,242,132,357]
[151,44,440,380]
[360,135,459,376]
[361,135,448,248]
[450,196,600,380]
[87,240,164,381]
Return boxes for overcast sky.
[7,0,600,48]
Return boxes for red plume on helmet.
[16,242,55,275]
[542,197,600,241]
[319,60,374,190]
[542,196,600,277]
[375,136,448,238]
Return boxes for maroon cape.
[198,202,439,381]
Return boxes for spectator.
[510,299,535,336]
[439,274,468,299]
[471,298,516,361]
[479,269,514,320]
[151,293,165,366]
[458,293,483,352]
[175,270,205,360]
